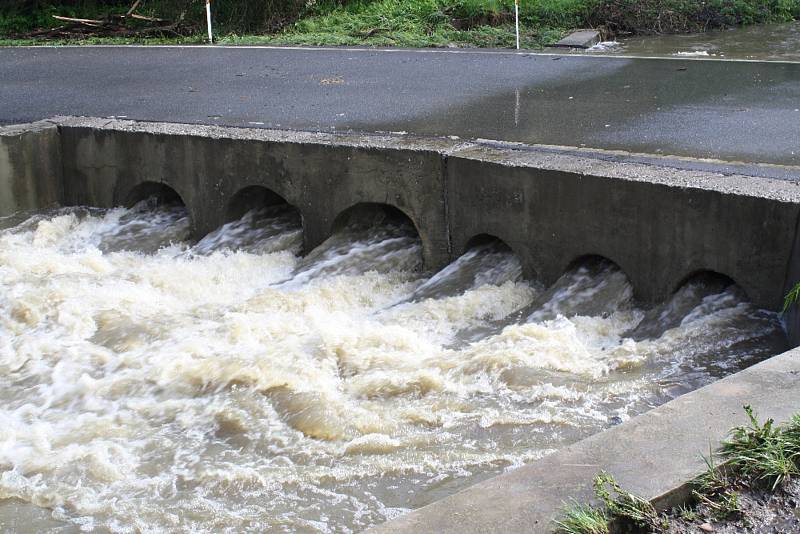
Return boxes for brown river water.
[0,200,788,532]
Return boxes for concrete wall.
[446,156,800,307]
[0,121,63,215]
[3,116,800,314]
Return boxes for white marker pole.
[515,0,520,50]
[206,0,213,44]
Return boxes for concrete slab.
[369,347,800,533]
[549,29,602,49]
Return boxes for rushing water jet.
[0,201,789,533]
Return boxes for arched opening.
[528,254,634,321]
[225,185,298,223]
[627,270,788,364]
[331,203,418,236]
[293,203,422,281]
[627,271,742,341]
[104,182,190,253]
[125,181,185,209]
[464,233,514,254]
[195,186,303,255]
[410,233,523,302]
[671,270,737,297]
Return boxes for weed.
[783,281,800,312]
[553,501,609,534]
[676,503,698,522]
[721,405,800,490]
[592,471,664,530]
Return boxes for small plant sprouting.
[553,501,609,534]
[721,405,800,490]
[691,448,742,519]
[676,503,698,522]
[553,473,663,534]
[592,471,664,530]
[783,281,800,313]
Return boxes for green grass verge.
[2,0,798,49]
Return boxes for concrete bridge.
[2,116,800,318]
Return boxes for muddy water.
[587,21,800,61]
[0,202,788,533]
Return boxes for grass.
[554,406,800,534]
[553,501,609,534]
[721,405,800,490]
[2,0,799,49]
[553,472,665,534]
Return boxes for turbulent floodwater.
[0,201,789,533]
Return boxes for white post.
[515,0,520,50]
[206,0,213,44]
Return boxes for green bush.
[1,0,799,39]
[589,0,800,34]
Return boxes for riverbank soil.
[664,479,800,534]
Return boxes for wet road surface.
[1,45,799,165]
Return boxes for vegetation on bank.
[1,0,800,48]
[554,406,800,534]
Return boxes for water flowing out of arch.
[0,199,788,533]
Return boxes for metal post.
[206,0,213,44]
[515,0,520,50]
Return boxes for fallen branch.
[126,0,143,16]
[129,13,166,22]
[52,15,105,26]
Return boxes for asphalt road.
[1,45,799,165]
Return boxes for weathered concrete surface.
[549,29,602,49]
[49,116,800,311]
[0,121,62,215]
[370,347,800,534]
[56,117,451,270]
[445,148,800,307]
[1,47,799,166]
